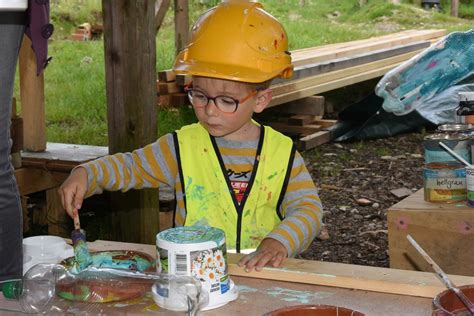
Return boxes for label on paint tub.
[423,162,467,203]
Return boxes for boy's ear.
[254,88,272,113]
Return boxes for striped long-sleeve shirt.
[81,132,323,257]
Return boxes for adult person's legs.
[0,13,25,281]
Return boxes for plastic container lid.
[2,280,22,299]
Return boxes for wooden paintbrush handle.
[73,209,81,230]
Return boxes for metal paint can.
[466,167,474,207]
[423,162,466,203]
[423,133,471,164]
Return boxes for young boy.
[59,1,323,272]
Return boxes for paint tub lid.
[437,123,474,132]
[157,226,226,252]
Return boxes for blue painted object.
[376,29,474,116]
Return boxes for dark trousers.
[0,14,25,281]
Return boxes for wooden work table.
[2,240,473,315]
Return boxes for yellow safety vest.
[174,122,295,252]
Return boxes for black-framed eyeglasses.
[185,84,257,114]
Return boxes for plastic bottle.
[2,263,208,315]
[2,263,71,314]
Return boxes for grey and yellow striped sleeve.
[80,134,178,197]
[267,151,323,257]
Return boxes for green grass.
[14,0,473,145]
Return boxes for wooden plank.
[175,74,192,86]
[227,253,474,299]
[288,115,315,126]
[291,29,446,66]
[313,119,338,129]
[273,41,430,84]
[174,0,189,55]
[388,189,474,276]
[298,130,331,151]
[19,36,46,152]
[14,168,68,196]
[21,142,108,172]
[157,70,176,82]
[102,0,160,244]
[86,240,474,299]
[157,81,181,95]
[271,50,421,97]
[269,60,404,107]
[273,96,325,116]
[267,122,322,136]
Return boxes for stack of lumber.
[156,29,446,148]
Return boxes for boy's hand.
[237,238,288,272]
[58,167,88,219]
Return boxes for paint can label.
[423,163,466,203]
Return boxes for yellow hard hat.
[173,1,293,83]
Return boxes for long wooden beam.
[273,41,430,83]
[227,254,474,299]
[291,29,446,66]
[269,49,422,107]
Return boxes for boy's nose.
[205,99,219,116]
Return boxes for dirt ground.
[297,131,425,268]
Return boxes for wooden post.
[451,0,459,17]
[174,0,189,55]
[19,36,46,152]
[102,0,160,244]
[155,0,171,34]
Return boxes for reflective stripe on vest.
[174,122,295,252]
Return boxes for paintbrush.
[407,235,474,315]
[71,210,92,273]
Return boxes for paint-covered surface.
[376,29,474,116]
[58,250,156,302]
[423,162,466,203]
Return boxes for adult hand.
[58,167,88,219]
[237,238,288,272]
